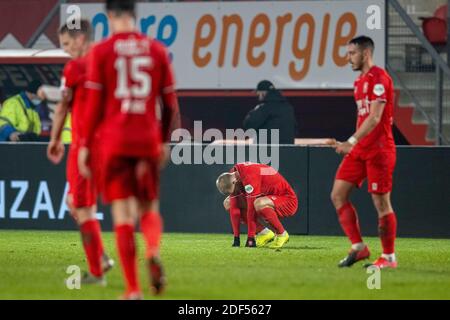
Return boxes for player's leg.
[70,147,113,282]
[104,156,142,299]
[136,158,166,295]
[139,199,166,295]
[332,154,370,267]
[266,194,299,249]
[253,197,287,249]
[331,179,362,245]
[243,211,267,234]
[67,148,104,283]
[367,192,397,268]
[225,196,242,240]
[227,195,266,242]
[76,205,106,284]
[112,197,142,299]
[366,152,397,269]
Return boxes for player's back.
[233,162,295,197]
[90,31,169,158]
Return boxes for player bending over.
[217,162,298,249]
[44,20,114,284]
[79,0,180,299]
[332,36,398,269]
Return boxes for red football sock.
[255,223,265,234]
[229,207,241,237]
[257,207,285,235]
[115,224,140,293]
[240,209,265,234]
[140,212,163,259]
[337,202,363,245]
[378,213,397,254]
[79,219,103,277]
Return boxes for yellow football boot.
[268,232,289,249]
[256,229,275,247]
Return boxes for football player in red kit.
[45,20,114,285]
[78,0,180,299]
[332,36,398,269]
[217,162,298,249]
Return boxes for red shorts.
[268,194,298,217]
[336,150,396,194]
[100,155,159,204]
[67,146,97,208]
[232,194,298,217]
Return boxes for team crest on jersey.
[245,184,254,194]
[373,84,385,96]
[363,82,369,94]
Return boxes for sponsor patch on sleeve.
[373,84,385,96]
[244,184,254,194]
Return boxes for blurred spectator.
[0,80,43,141]
[0,88,6,107]
[243,80,297,144]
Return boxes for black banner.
[0,144,449,238]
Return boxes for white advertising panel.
[61,1,385,89]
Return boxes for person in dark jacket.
[243,80,297,144]
[0,88,6,106]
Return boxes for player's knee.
[76,207,96,224]
[253,197,270,212]
[330,190,346,208]
[372,195,391,214]
[141,200,159,213]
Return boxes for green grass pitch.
[0,230,449,300]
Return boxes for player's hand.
[326,138,337,147]
[158,143,171,169]
[78,147,92,179]
[245,237,256,248]
[9,132,21,142]
[335,141,353,155]
[232,236,240,247]
[47,139,65,164]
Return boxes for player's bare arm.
[47,88,72,164]
[223,196,231,211]
[78,147,91,179]
[335,100,386,155]
[160,88,181,169]
[38,85,69,103]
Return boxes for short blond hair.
[216,172,234,195]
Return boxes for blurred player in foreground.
[332,36,398,269]
[217,162,298,249]
[43,20,114,284]
[79,0,180,299]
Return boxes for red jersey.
[61,56,88,145]
[83,31,176,158]
[352,65,396,154]
[232,162,296,199]
[231,162,296,237]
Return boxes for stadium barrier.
[0,144,449,238]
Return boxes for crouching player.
[216,162,298,249]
